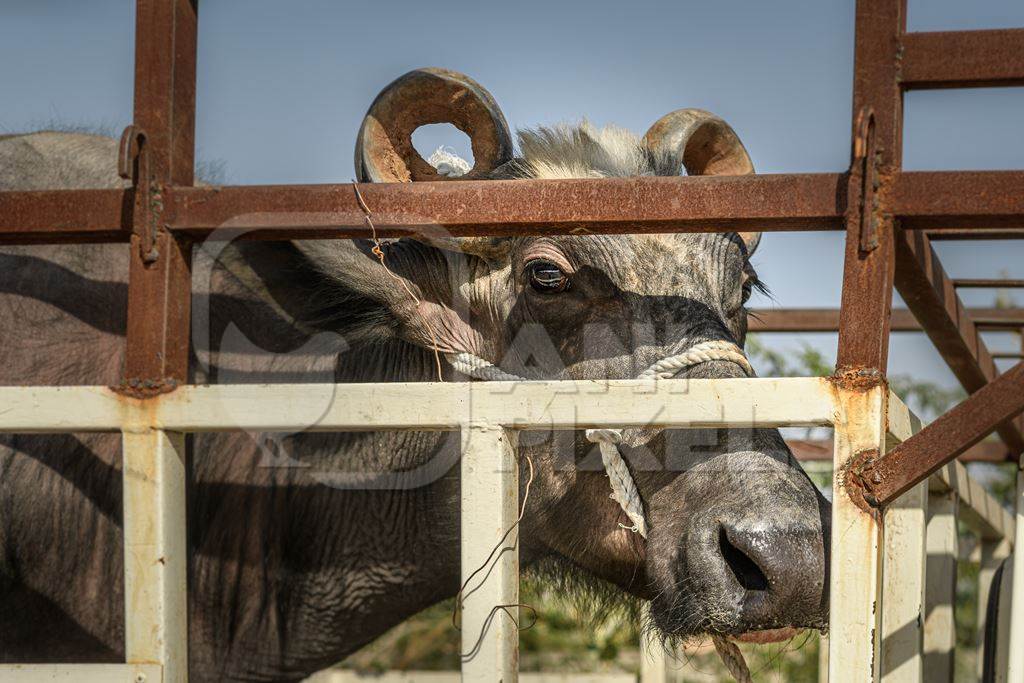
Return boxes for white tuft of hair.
[427,146,472,177]
[517,120,658,180]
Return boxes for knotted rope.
[447,340,754,681]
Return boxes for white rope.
[444,339,752,539]
[446,351,523,382]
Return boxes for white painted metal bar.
[931,460,1016,543]
[0,664,162,681]
[818,633,829,683]
[884,390,924,444]
[880,389,926,683]
[829,385,887,683]
[880,482,927,683]
[122,428,188,683]
[922,490,957,683]
[6,378,1011,683]
[637,640,668,683]
[0,378,837,434]
[307,672,636,682]
[889,389,1015,545]
[1007,467,1024,682]
[990,554,1013,682]
[638,602,668,683]
[459,424,519,682]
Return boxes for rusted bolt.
[843,448,883,515]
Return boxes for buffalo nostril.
[718,526,769,592]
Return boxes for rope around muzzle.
[448,338,752,538]
[448,340,755,682]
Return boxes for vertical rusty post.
[832,3,906,681]
[125,0,197,384]
[836,0,906,376]
[122,2,197,682]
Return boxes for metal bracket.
[849,108,880,253]
[118,125,161,264]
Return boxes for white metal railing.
[0,378,1018,682]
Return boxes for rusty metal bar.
[120,2,197,682]
[895,229,1024,452]
[895,172,1024,231]
[748,307,1024,332]
[834,0,905,378]
[974,317,1024,331]
[124,0,197,384]
[0,189,131,244]
[161,174,848,240]
[925,228,1024,241]
[3,170,1024,242]
[895,232,1004,386]
[829,1,906,678]
[788,438,1013,463]
[852,362,1024,507]
[901,29,1024,90]
[954,279,1024,289]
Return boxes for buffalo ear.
[741,232,761,257]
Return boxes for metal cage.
[0,0,1022,680]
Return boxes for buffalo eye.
[526,260,570,293]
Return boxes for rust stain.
[111,377,179,399]
[829,365,888,392]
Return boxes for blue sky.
[2,0,1022,388]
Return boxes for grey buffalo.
[0,68,829,681]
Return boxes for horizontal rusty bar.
[747,307,1024,332]
[954,279,1024,289]
[994,352,1024,360]
[974,317,1024,331]
[1,172,1023,242]
[788,437,1013,463]
[901,29,1024,89]
[925,228,1024,241]
[857,362,1024,506]
[163,174,848,239]
[0,189,131,244]
[895,172,1024,230]
[894,229,1024,452]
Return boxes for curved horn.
[355,68,514,183]
[643,109,760,253]
[355,68,514,261]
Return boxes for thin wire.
[459,604,539,663]
[352,183,445,381]
[452,454,536,635]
